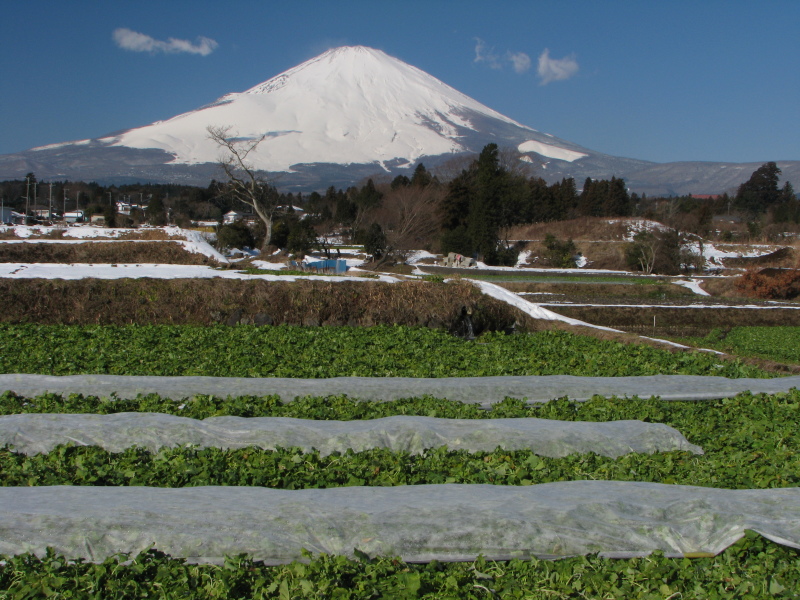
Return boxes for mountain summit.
[116,46,588,169]
[1,45,797,194]
[97,45,593,174]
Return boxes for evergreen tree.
[604,177,632,216]
[468,144,504,259]
[527,177,557,222]
[410,163,433,187]
[391,175,411,189]
[355,179,382,210]
[736,162,782,213]
[146,195,167,226]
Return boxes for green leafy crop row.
[679,326,800,365]
[0,324,770,378]
[1,533,798,599]
[1,391,798,490]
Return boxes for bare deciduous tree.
[207,125,279,248]
[370,184,444,257]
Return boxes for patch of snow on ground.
[250,260,287,270]
[616,219,669,242]
[0,226,229,263]
[672,279,711,296]
[468,279,698,350]
[515,250,531,267]
[0,263,400,283]
[406,250,438,264]
[467,279,621,331]
[694,241,781,269]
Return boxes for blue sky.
[2,0,798,164]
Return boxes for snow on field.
[406,250,438,264]
[0,225,229,263]
[249,260,288,270]
[609,218,669,242]
[515,249,532,267]
[695,241,781,269]
[467,279,621,331]
[672,279,711,296]
[0,263,400,283]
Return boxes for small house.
[64,210,85,224]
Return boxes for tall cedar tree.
[736,162,782,214]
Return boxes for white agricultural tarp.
[0,413,703,458]
[3,374,800,406]
[1,482,799,563]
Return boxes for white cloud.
[474,39,532,74]
[537,48,579,85]
[508,51,531,74]
[473,38,502,69]
[113,28,218,56]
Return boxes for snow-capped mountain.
[0,46,797,194]
[106,45,592,172]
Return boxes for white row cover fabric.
[0,413,703,458]
[3,374,800,405]
[1,482,798,563]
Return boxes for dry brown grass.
[0,279,549,332]
[499,281,695,299]
[0,228,178,241]
[722,246,796,269]
[546,305,800,335]
[117,229,175,240]
[699,277,740,297]
[0,242,218,265]
[508,217,633,242]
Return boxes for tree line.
[3,147,795,270]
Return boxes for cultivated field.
[1,222,799,598]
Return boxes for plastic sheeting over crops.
[3,374,800,405]
[2,482,799,563]
[0,413,703,457]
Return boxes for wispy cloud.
[537,48,579,85]
[473,39,531,74]
[508,51,531,74]
[473,38,502,69]
[113,28,218,56]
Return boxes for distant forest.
[1,145,796,266]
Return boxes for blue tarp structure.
[299,259,349,273]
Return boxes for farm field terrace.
[0,324,772,378]
[1,391,800,598]
[672,326,800,365]
[0,390,798,491]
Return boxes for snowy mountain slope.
[105,46,556,171]
[0,45,797,194]
[0,46,615,185]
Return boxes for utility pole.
[63,188,68,220]
[25,176,30,222]
[48,183,54,222]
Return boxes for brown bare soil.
[0,242,218,265]
[0,279,549,332]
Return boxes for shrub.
[541,234,577,268]
[735,268,800,299]
[216,221,254,251]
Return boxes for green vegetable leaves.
[0,324,769,378]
